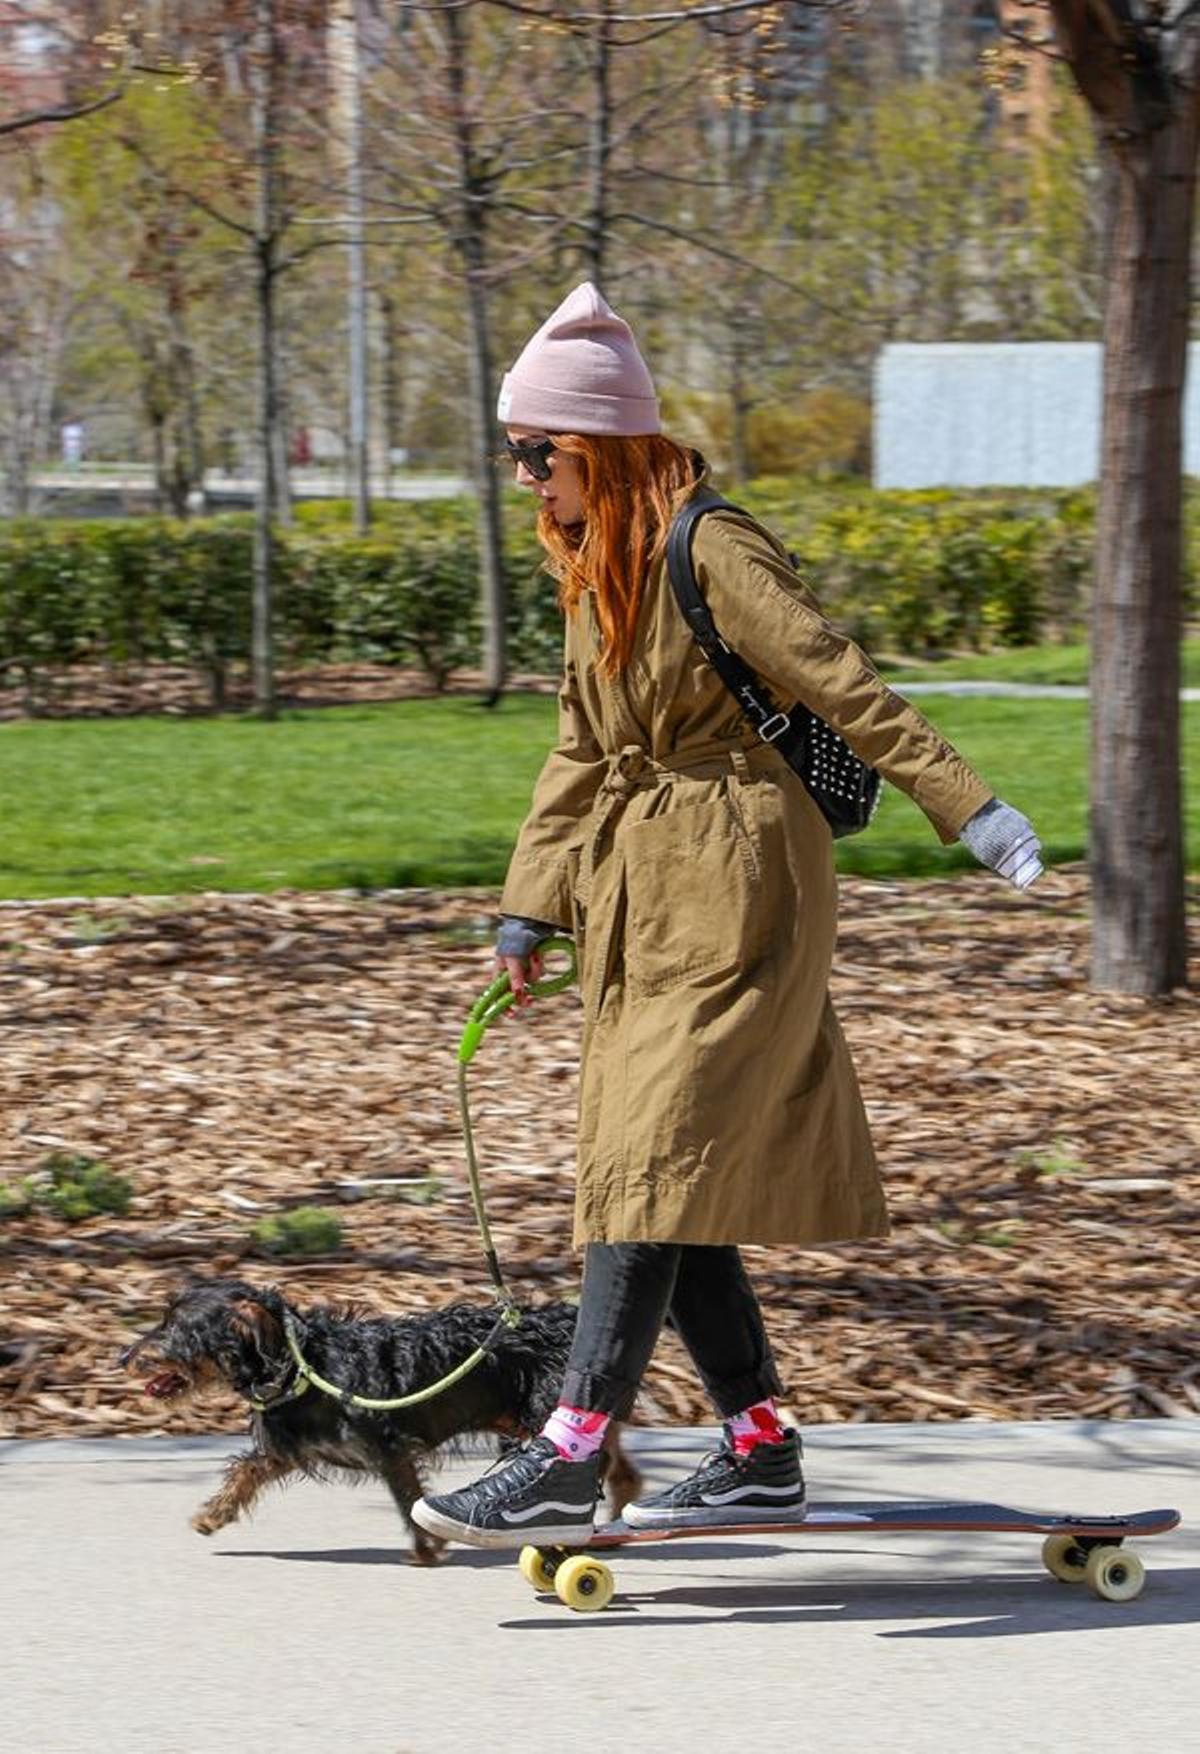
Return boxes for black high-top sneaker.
[622,1427,807,1528]
[411,1437,601,1549]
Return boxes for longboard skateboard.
[516,1500,1181,1612]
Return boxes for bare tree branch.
[607,208,884,327]
[0,54,198,139]
[481,0,822,23]
[117,133,259,242]
[472,0,836,50]
[0,83,126,138]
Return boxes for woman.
[412,284,1041,1549]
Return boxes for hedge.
[0,501,553,709]
[0,483,1161,710]
[738,482,1100,654]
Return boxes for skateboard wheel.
[1085,1545,1145,1603]
[518,1546,558,1592]
[553,1554,615,1613]
[1041,1534,1090,1584]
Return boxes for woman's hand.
[495,915,556,1009]
[498,947,545,1007]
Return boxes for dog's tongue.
[144,1370,184,1398]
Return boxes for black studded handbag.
[666,491,882,839]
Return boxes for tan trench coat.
[500,496,994,1248]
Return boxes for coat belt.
[599,737,763,799]
[576,739,769,918]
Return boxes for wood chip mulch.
[1,871,1197,1441]
[0,661,557,720]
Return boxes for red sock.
[727,1397,785,1455]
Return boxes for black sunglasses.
[505,436,557,481]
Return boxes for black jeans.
[559,1242,782,1421]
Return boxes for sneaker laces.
[681,1437,744,1487]
[458,1438,564,1511]
[678,1429,792,1485]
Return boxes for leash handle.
[457,935,577,1065]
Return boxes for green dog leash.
[268,938,578,1414]
[455,936,577,1313]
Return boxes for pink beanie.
[497,282,660,436]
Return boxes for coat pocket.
[622,787,766,997]
[567,838,627,1021]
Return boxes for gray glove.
[495,915,559,960]
[959,799,1043,889]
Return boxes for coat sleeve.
[694,511,994,844]
[498,626,607,926]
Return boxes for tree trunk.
[150,410,167,514]
[166,418,189,517]
[585,2,613,292]
[3,416,31,515]
[728,317,752,485]
[254,236,278,717]
[1089,117,1192,992]
[345,0,371,534]
[444,3,506,704]
[179,337,206,513]
[166,268,205,514]
[271,313,293,529]
[252,0,279,719]
[378,287,399,500]
[463,246,507,705]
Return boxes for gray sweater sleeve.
[495,915,559,959]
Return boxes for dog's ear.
[229,1298,284,1372]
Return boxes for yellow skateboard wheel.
[553,1553,615,1612]
[518,1546,558,1592]
[1041,1534,1090,1583]
[1085,1545,1146,1603]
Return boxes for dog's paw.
[191,1510,224,1536]
[410,1534,448,1568]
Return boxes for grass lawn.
[2,692,1197,899]
[881,635,1200,689]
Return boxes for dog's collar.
[242,1375,307,1417]
[246,1320,314,1412]
[246,1311,326,1411]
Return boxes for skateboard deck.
[517,1501,1181,1612]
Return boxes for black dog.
[120,1278,640,1563]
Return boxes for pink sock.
[541,1403,610,1462]
[727,1397,785,1456]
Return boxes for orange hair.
[536,433,699,676]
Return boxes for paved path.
[2,1419,1195,1754]
[894,680,1200,701]
[29,469,471,507]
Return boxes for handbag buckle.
[757,712,791,744]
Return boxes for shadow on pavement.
[219,1545,512,1570]
[221,1547,410,1567]
[497,1566,1200,1638]
[215,1538,919,1569]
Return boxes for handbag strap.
[665,491,808,765]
